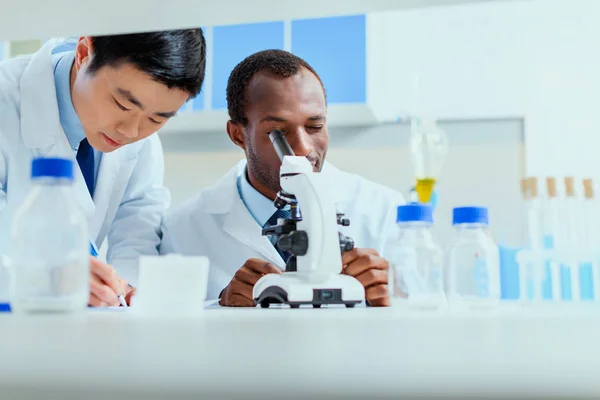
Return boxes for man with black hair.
[0,30,206,307]
[160,49,404,307]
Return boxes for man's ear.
[74,36,93,71]
[226,120,246,150]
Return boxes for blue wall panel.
[291,15,366,104]
[191,91,205,111]
[186,27,208,112]
[212,22,285,110]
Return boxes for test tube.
[581,179,597,301]
[544,177,561,301]
[528,177,544,302]
[563,177,581,302]
[518,178,530,302]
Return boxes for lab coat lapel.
[321,162,353,205]
[89,150,120,241]
[19,41,96,224]
[222,194,285,269]
[207,163,284,268]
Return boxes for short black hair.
[226,49,325,126]
[88,29,206,97]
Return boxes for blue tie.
[265,209,292,262]
[76,138,95,197]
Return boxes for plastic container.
[390,203,445,309]
[445,206,500,308]
[10,158,89,313]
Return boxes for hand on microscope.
[341,248,390,307]
[219,258,282,307]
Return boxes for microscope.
[252,130,365,308]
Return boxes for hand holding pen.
[88,257,133,307]
[88,244,132,307]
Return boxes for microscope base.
[253,273,365,308]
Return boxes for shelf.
[160,103,383,135]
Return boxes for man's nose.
[115,117,141,140]
[290,130,312,157]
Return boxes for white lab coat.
[0,41,170,285]
[160,160,404,300]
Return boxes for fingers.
[219,281,254,307]
[90,257,122,295]
[234,266,263,286]
[220,273,255,307]
[343,252,388,278]
[244,258,282,275]
[124,284,136,305]
[229,278,254,301]
[341,248,379,267]
[89,293,108,307]
[354,268,388,289]
[221,259,281,307]
[221,293,254,307]
[366,284,390,307]
[90,275,119,306]
[341,248,390,307]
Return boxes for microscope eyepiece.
[269,130,295,161]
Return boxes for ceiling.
[0,0,532,41]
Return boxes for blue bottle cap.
[453,206,489,225]
[0,303,10,312]
[397,203,433,223]
[31,158,74,180]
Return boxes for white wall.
[368,0,600,180]
[162,0,600,246]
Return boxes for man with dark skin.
[160,50,404,307]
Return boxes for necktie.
[265,209,292,262]
[76,138,95,197]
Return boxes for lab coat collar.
[20,41,63,149]
[18,41,96,221]
[198,160,281,266]
[222,192,284,267]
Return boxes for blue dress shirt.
[52,50,102,186]
[237,170,284,247]
[237,171,279,228]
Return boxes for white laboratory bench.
[0,304,599,399]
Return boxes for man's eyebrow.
[260,115,287,123]
[155,110,177,118]
[117,88,177,119]
[117,88,144,110]
[260,115,326,123]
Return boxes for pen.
[90,242,127,308]
[117,294,128,307]
[89,242,99,257]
